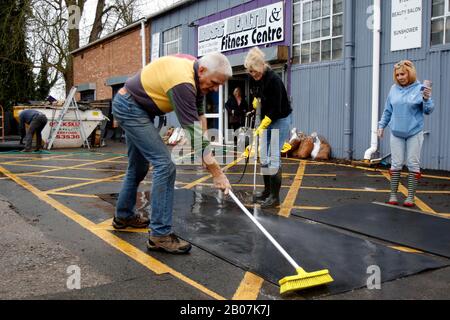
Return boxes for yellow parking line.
[48,192,100,198]
[45,173,125,194]
[0,153,71,165]
[183,157,244,190]
[20,174,96,181]
[389,246,423,254]
[417,190,450,194]
[293,205,329,210]
[279,161,306,217]
[232,272,264,300]
[301,186,389,192]
[0,164,225,300]
[22,155,125,176]
[381,172,436,214]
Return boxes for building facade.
[72,21,150,101]
[149,0,449,170]
[72,0,450,170]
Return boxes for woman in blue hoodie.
[378,60,434,207]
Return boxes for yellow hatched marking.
[389,246,423,254]
[20,174,96,181]
[45,173,125,194]
[292,206,329,210]
[183,157,244,190]
[417,190,450,194]
[48,192,100,199]
[301,186,389,192]
[232,272,264,300]
[0,165,225,300]
[279,161,307,217]
[0,153,72,165]
[381,172,436,214]
[21,155,125,176]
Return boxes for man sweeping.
[112,52,232,254]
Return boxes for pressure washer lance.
[229,190,334,294]
[252,102,261,204]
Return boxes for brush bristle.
[279,270,333,294]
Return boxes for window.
[163,26,182,55]
[431,0,450,46]
[293,0,344,64]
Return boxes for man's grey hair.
[198,52,232,77]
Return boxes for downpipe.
[364,0,381,161]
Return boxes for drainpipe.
[140,19,146,67]
[364,0,381,161]
[344,0,355,160]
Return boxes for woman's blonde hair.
[244,47,269,74]
[393,60,417,86]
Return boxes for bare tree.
[27,0,142,97]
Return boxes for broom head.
[279,267,333,295]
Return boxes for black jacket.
[251,68,292,122]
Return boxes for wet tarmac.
[1,142,450,300]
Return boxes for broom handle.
[229,190,300,270]
[253,138,258,194]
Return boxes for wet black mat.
[99,190,449,296]
[292,203,450,258]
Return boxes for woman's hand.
[422,86,432,101]
[377,128,384,138]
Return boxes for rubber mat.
[99,190,449,296]
[292,203,450,258]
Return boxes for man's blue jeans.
[112,91,176,236]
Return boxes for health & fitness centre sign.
[198,1,284,56]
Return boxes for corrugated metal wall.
[291,0,449,170]
[150,0,449,170]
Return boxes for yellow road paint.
[292,206,329,210]
[48,192,100,199]
[232,272,264,300]
[20,174,96,181]
[279,161,306,217]
[417,190,450,194]
[300,186,389,192]
[381,172,436,214]
[44,173,125,194]
[389,246,423,254]
[21,155,125,176]
[183,157,244,190]
[0,164,226,300]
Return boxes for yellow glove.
[252,97,261,110]
[242,145,254,159]
[254,116,272,137]
[281,142,292,154]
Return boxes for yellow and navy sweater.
[124,54,208,149]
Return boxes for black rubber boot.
[254,175,271,203]
[260,168,282,209]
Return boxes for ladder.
[47,87,90,150]
[0,104,4,142]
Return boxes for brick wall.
[73,25,150,101]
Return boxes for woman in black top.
[244,47,292,208]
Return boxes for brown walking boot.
[147,233,192,254]
[112,214,150,229]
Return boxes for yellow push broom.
[229,190,333,294]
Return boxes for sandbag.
[315,135,331,160]
[293,136,314,159]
